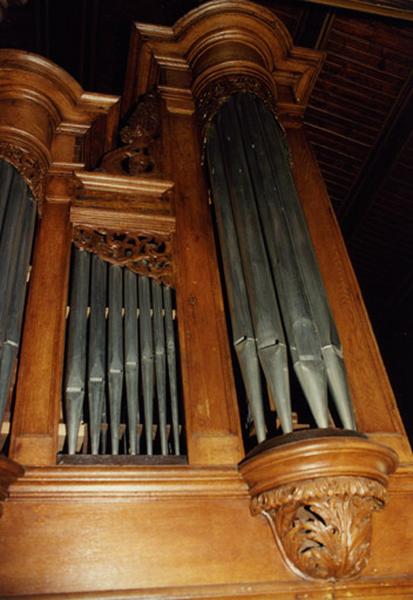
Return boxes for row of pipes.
[65,248,181,456]
[0,160,36,430]
[207,93,356,442]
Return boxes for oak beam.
[297,0,413,22]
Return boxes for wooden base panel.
[0,467,412,597]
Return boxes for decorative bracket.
[73,225,174,287]
[100,91,162,177]
[239,430,398,582]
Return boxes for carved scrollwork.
[251,476,387,581]
[72,226,174,286]
[100,91,162,177]
[0,141,46,209]
[196,75,276,136]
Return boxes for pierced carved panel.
[196,75,276,138]
[0,141,46,209]
[100,91,163,177]
[251,476,387,581]
[73,226,174,287]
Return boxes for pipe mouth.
[241,428,367,463]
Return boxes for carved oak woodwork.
[0,1,412,597]
[196,75,276,140]
[253,476,386,581]
[73,226,174,286]
[0,141,47,206]
[101,91,163,176]
[240,431,398,582]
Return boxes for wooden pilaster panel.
[9,200,71,466]
[287,127,411,460]
[162,102,243,465]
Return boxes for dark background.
[1,0,412,442]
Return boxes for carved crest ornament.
[100,91,162,177]
[196,75,277,139]
[73,226,174,287]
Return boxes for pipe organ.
[0,2,412,598]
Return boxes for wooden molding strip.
[8,466,248,501]
[75,171,175,197]
[7,576,413,599]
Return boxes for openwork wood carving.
[73,226,174,286]
[100,91,162,177]
[196,75,276,137]
[251,475,387,581]
[0,141,46,208]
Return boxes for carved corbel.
[72,225,174,287]
[239,430,398,582]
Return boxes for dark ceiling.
[1,0,412,441]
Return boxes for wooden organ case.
[0,1,412,598]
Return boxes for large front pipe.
[207,125,267,442]
[214,104,292,434]
[254,97,355,429]
[236,94,329,428]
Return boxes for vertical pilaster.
[287,127,411,460]
[161,91,243,465]
[10,197,71,466]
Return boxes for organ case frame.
[0,2,411,597]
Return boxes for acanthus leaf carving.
[251,475,387,582]
[0,141,46,211]
[72,225,174,287]
[100,91,162,177]
[196,75,276,139]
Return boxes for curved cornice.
[123,0,324,126]
[0,49,120,206]
[0,50,118,122]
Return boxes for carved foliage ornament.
[73,226,174,287]
[0,142,46,209]
[100,91,162,177]
[251,476,386,581]
[196,75,276,139]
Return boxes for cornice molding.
[0,49,120,183]
[122,0,324,127]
